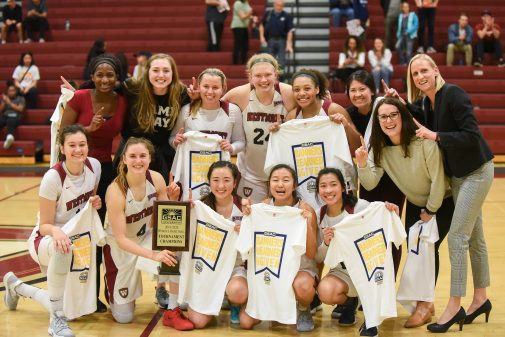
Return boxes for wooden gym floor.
[0,175,504,337]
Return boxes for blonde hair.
[190,68,227,117]
[114,137,155,197]
[406,54,446,103]
[246,53,282,75]
[127,53,185,133]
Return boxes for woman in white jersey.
[241,163,318,332]
[222,53,297,203]
[181,160,246,328]
[3,124,102,337]
[286,68,360,153]
[315,167,398,337]
[103,137,192,329]
[170,68,245,155]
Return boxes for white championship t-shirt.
[236,203,307,324]
[63,201,106,320]
[397,217,439,313]
[171,131,231,200]
[265,116,356,209]
[178,201,239,315]
[324,201,406,328]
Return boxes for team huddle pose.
[2,51,494,337]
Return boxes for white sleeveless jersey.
[236,203,307,324]
[172,102,245,155]
[33,158,101,234]
[295,99,331,119]
[103,171,157,305]
[324,202,406,329]
[265,116,356,210]
[178,200,241,315]
[171,131,231,200]
[397,217,438,313]
[237,86,288,183]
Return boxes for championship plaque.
[152,201,190,275]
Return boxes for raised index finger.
[169,172,174,185]
[412,118,423,128]
[381,79,390,92]
[95,106,105,116]
[360,135,366,148]
[192,76,197,89]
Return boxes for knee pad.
[49,248,73,274]
[111,302,135,324]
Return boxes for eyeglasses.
[378,112,400,122]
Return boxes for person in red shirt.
[474,10,505,67]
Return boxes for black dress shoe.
[427,307,465,333]
[464,299,492,324]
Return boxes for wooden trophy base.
[158,262,180,275]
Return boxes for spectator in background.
[12,51,39,109]
[1,0,23,44]
[83,38,106,80]
[1,81,25,149]
[330,0,355,27]
[205,0,229,52]
[332,35,365,84]
[231,0,255,65]
[132,50,152,79]
[384,0,401,50]
[474,10,505,67]
[353,0,369,33]
[446,13,473,66]
[259,0,294,72]
[415,0,439,54]
[396,1,418,65]
[24,0,48,43]
[368,37,393,92]
[114,52,131,82]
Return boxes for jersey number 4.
[253,128,270,145]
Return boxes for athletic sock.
[15,283,51,312]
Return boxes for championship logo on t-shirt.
[254,231,287,280]
[292,142,326,193]
[189,150,222,197]
[70,231,92,272]
[355,228,387,284]
[192,220,227,271]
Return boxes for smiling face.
[209,167,236,201]
[91,63,117,94]
[317,173,344,207]
[269,167,296,204]
[377,103,402,144]
[348,80,373,111]
[410,58,439,95]
[148,58,173,95]
[23,54,33,67]
[249,62,277,93]
[200,74,224,107]
[292,76,319,109]
[347,37,358,51]
[60,132,88,165]
[373,38,384,52]
[123,143,151,174]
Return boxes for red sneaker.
[162,307,194,331]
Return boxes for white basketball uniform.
[237,84,288,203]
[294,99,331,119]
[236,203,307,324]
[178,200,240,315]
[28,158,101,267]
[171,131,231,200]
[397,217,438,313]
[265,116,356,209]
[324,202,406,329]
[103,171,157,305]
[316,199,370,298]
[171,101,245,155]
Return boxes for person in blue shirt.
[446,14,473,66]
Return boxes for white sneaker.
[24,38,32,43]
[48,311,75,337]
[1,40,6,44]
[426,46,437,54]
[39,38,45,43]
[4,134,14,149]
[417,46,424,53]
[3,271,22,310]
